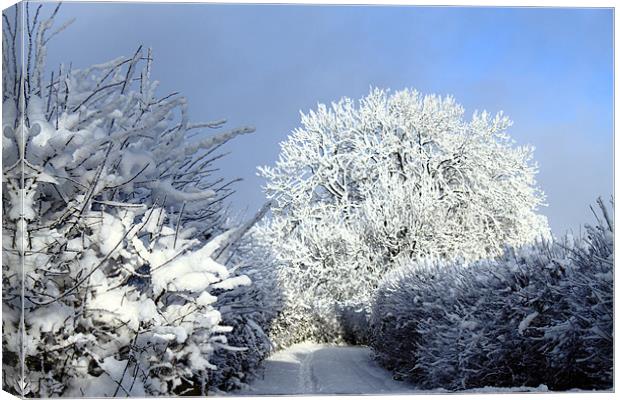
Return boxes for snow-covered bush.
[204,205,284,392]
[370,258,460,381]
[266,296,348,350]
[264,283,370,349]
[2,4,257,396]
[370,199,613,391]
[258,87,549,345]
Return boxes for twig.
[173,202,186,249]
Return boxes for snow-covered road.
[231,343,552,396]
[234,343,418,395]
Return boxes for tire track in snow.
[299,346,318,393]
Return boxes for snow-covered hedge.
[205,222,284,392]
[370,200,613,391]
[267,298,347,350]
[2,4,258,396]
[264,297,371,350]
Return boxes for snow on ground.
[233,343,418,395]
[232,343,552,396]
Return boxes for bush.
[266,299,348,350]
[370,200,613,391]
[256,218,373,347]
[2,4,258,396]
[205,225,283,392]
[370,258,461,382]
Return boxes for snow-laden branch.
[1,4,258,397]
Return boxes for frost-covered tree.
[2,3,259,396]
[258,88,549,343]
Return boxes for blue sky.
[39,2,613,235]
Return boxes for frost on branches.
[206,220,284,392]
[2,4,256,397]
[370,199,613,391]
[258,88,549,344]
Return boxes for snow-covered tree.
[258,88,549,343]
[2,3,258,396]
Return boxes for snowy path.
[234,343,418,395]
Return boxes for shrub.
[205,214,284,392]
[2,4,257,396]
[370,199,613,391]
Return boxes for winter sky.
[42,2,613,235]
